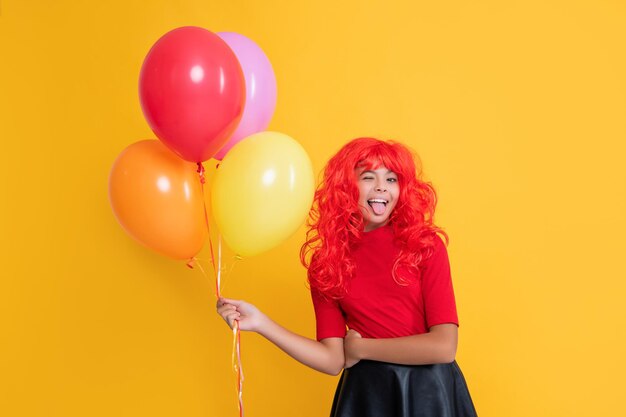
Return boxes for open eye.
[387,177,398,183]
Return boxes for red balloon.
[139,27,245,162]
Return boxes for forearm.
[258,318,344,375]
[348,325,458,365]
[217,297,344,375]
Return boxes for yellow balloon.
[211,131,314,257]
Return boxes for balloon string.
[197,162,219,296]
[195,164,243,416]
[196,162,206,184]
[232,321,244,417]
[222,234,244,417]
[217,234,222,299]
[189,252,242,417]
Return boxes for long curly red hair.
[300,137,447,299]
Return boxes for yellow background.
[1,1,625,416]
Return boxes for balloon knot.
[196,163,206,184]
[186,258,195,269]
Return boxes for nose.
[375,181,387,192]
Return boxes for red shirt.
[311,226,459,340]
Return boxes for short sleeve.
[421,236,459,329]
[310,288,347,341]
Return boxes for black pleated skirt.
[330,360,477,417]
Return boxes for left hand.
[343,329,363,368]
[216,297,267,332]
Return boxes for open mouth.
[367,199,388,215]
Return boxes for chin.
[365,218,389,231]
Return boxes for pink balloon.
[213,32,277,160]
[139,27,246,162]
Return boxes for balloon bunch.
[108,27,314,416]
[109,26,314,260]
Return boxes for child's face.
[355,166,399,232]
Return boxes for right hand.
[343,329,363,368]
[216,297,266,332]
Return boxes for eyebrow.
[359,170,397,175]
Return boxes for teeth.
[368,199,387,204]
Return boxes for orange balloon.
[109,140,207,260]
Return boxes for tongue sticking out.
[370,202,386,215]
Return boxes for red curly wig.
[300,137,447,299]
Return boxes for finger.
[217,305,237,315]
[224,311,241,321]
[347,329,362,338]
[225,312,240,328]
[220,297,243,307]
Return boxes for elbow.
[317,338,345,375]
[325,365,344,376]
[322,356,345,376]
[432,350,455,364]
[429,324,458,364]
[319,364,343,376]
[440,349,456,364]
[439,341,457,364]
[430,336,457,364]
[325,359,345,376]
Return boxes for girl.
[217,137,477,417]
